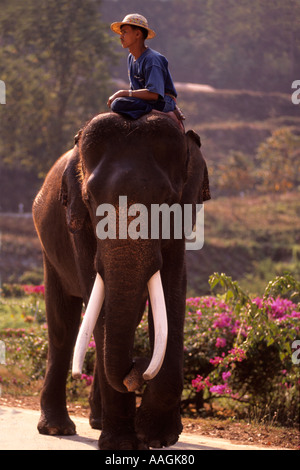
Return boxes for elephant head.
[66,112,210,393]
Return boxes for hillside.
[2,83,299,212]
[1,192,299,296]
[178,86,300,162]
[186,191,300,295]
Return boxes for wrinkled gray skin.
[33,112,209,450]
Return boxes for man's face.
[120,25,140,49]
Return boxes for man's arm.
[107,89,159,108]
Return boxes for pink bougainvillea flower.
[222,371,231,381]
[191,375,205,392]
[81,374,93,386]
[209,384,232,395]
[23,285,45,296]
[215,337,226,348]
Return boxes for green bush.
[1,284,25,298]
[183,273,300,425]
[0,327,48,386]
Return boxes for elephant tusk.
[72,273,105,379]
[143,271,168,381]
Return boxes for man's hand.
[107,89,159,108]
[107,90,128,108]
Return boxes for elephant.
[32,111,210,450]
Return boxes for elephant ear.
[60,146,89,233]
[181,130,211,228]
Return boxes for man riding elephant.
[107,14,185,130]
[33,14,210,451]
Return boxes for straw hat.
[110,14,156,39]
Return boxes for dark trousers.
[111,97,165,119]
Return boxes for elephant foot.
[98,431,149,450]
[136,406,182,448]
[89,414,102,430]
[37,410,76,436]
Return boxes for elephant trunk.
[72,270,168,393]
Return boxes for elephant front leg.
[135,347,184,448]
[93,320,148,450]
[38,344,78,436]
[98,389,147,450]
[37,260,82,436]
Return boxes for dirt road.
[0,406,286,451]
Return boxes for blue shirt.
[128,48,177,101]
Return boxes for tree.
[256,128,300,192]
[216,151,255,196]
[0,0,117,176]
